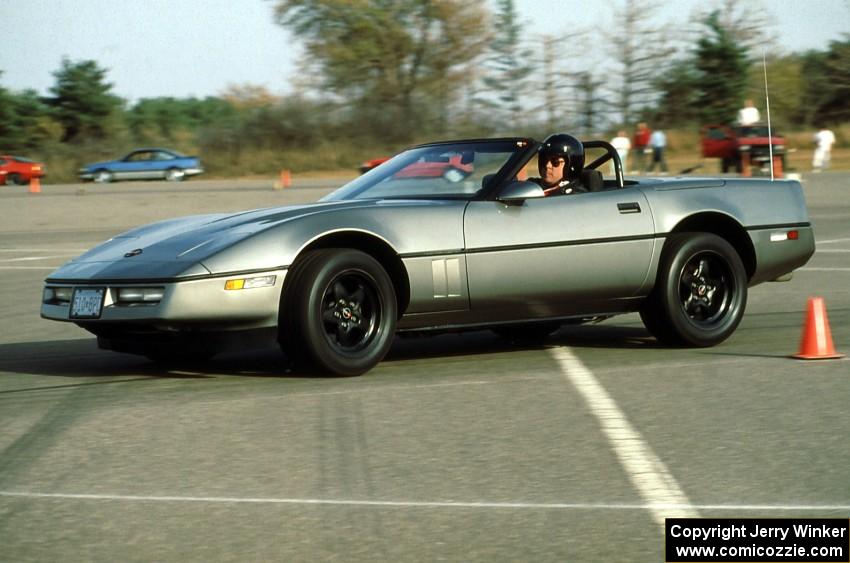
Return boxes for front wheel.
[165,168,185,181]
[640,232,747,347]
[279,249,397,376]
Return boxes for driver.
[530,133,587,196]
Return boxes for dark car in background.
[79,148,203,183]
[1,155,46,185]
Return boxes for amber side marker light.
[224,275,276,290]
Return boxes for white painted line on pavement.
[1,491,848,512]
[0,255,69,263]
[549,347,698,529]
[817,238,850,244]
[0,266,58,270]
[799,267,850,272]
[0,248,86,252]
[816,249,850,253]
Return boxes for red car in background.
[701,123,786,174]
[359,152,474,182]
[0,155,46,185]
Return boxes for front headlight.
[739,144,751,151]
[43,286,72,304]
[117,287,165,304]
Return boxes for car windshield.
[323,139,529,201]
[737,125,778,138]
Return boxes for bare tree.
[687,0,777,52]
[605,0,677,127]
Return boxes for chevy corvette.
[43,137,815,375]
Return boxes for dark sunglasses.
[543,156,565,167]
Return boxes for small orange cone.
[792,297,844,360]
[28,175,41,194]
[741,152,751,177]
[772,155,784,179]
[280,169,292,188]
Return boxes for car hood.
[736,136,784,145]
[83,159,121,169]
[45,199,444,281]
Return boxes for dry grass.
[32,124,850,184]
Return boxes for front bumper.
[41,269,287,332]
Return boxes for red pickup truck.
[701,123,786,175]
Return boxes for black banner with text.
[666,518,849,562]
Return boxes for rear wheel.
[640,232,747,346]
[165,168,185,181]
[7,173,24,185]
[279,249,397,376]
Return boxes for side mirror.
[497,180,545,204]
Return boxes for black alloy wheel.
[321,271,380,354]
[640,232,747,347]
[678,251,732,326]
[280,248,397,376]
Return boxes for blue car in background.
[79,148,204,183]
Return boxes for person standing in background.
[632,122,651,174]
[737,99,760,126]
[647,129,668,174]
[812,126,836,172]
[610,130,631,175]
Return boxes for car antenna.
[763,50,774,181]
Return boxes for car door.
[701,125,735,159]
[114,151,149,180]
[463,187,656,319]
[149,151,175,179]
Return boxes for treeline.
[1,0,848,181]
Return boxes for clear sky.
[1,0,847,102]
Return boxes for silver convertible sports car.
[42,137,815,375]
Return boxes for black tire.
[493,322,560,343]
[721,158,730,174]
[640,232,747,347]
[7,173,24,185]
[279,248,397,376]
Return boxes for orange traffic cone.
[741,152,751,177]
[280,169,292,188]
[28,175,41,194]
[792,297,844,360]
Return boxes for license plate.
[70,288,105,319]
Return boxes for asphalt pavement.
[0,173,847,561]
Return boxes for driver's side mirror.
[497,180,545,204]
